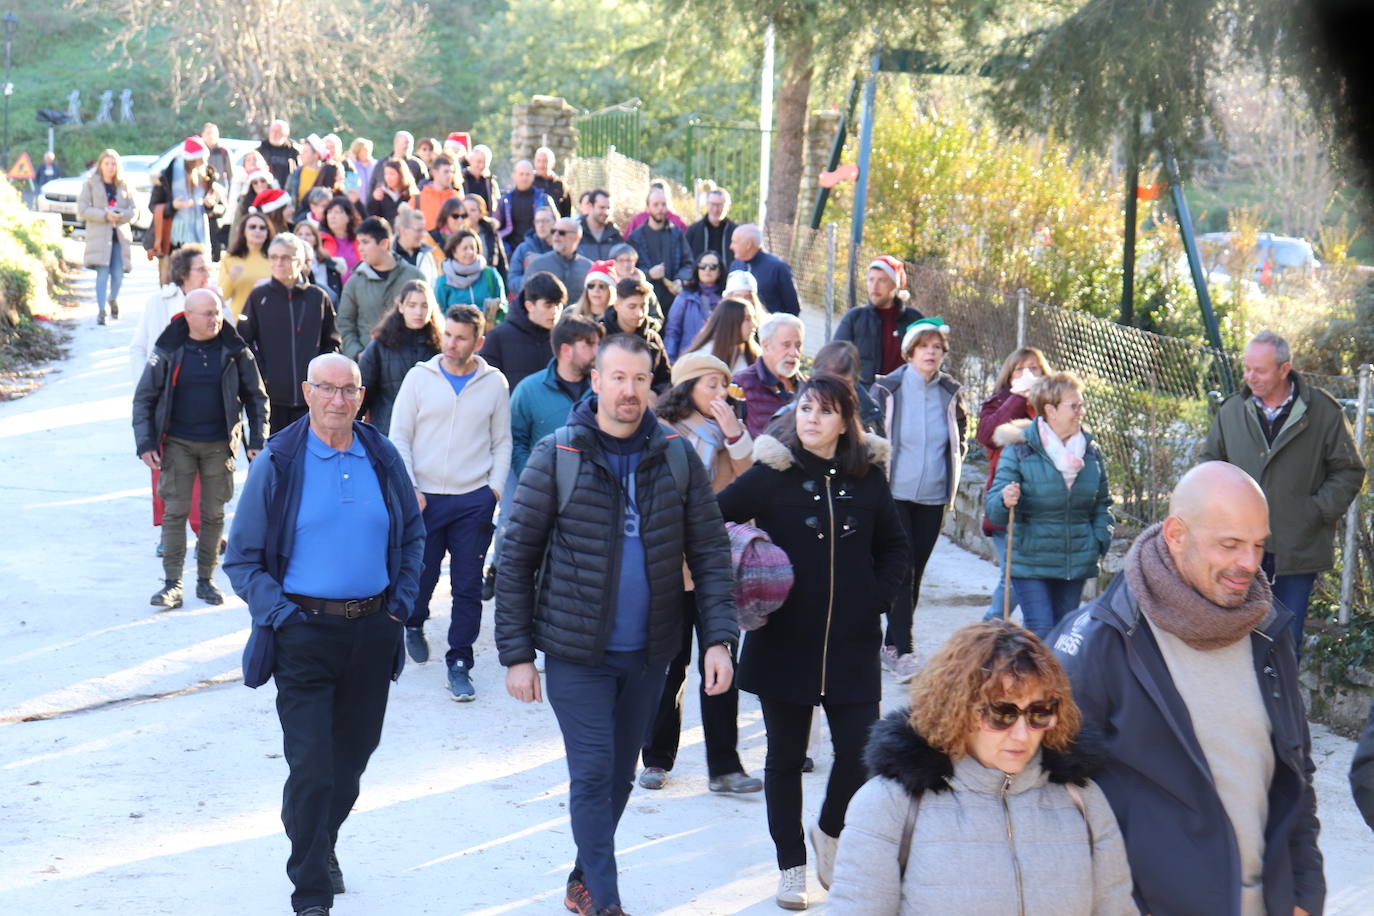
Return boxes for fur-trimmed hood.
[864,707,1105,799]
[752,431,891,471]
[992,417,1032,448]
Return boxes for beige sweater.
[388,354,511,497]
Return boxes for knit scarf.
[443,256,488,290]
[1125,523,1271,650]
[1037,417,1085,489]
[682,416,725,482]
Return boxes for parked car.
[36,138,259,240]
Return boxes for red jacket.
[977,388,1035,534]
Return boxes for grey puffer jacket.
[829,708,1135,916]
[494,398,738,668]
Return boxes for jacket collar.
[874,364,962,397]
[416,352,498,382]
[751,432,891,471]
[152,313,247,353]
[864,707,1105,799]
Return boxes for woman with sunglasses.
[218,212,273,320]
[986,371,1112,640]
[664,252,725,361]
[828,620,1133,915]
[716,376,908,910]
[572,260,616,319]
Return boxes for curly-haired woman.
[828,619,1134,915]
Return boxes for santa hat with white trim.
[182,136,208,161]
[868,254,910,301]
[251,188,290,215]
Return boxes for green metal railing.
[574,101,641,161]
[685,118,767,222]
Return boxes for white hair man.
[734,312,805,437]
[729,223,800,315]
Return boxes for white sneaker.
[809,823,838,890]
[776,865,808,910]
[879,644,899,673]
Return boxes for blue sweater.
[729,250,800,315]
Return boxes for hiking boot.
[447,662,475,701]
[294,907,329,916]
[809,823,838,890]
[638,766,668,790]
[327,850,345,894]
[481,565,496,601]
[564,873,595,914]
[109,299,119,320]
[708,771,763,794]
[196,578,224,605]
[893,652,922,684]
[879,644,899,673]
[405,625,429,663]
[150,579,183,609]
[775,865,808,910]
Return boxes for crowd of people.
[114,122,1373,916]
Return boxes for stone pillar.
[510,96,579,166]
[797,110,842,225]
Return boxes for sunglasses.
[698,262,721,270]
[982,699,1059,731]
[586,281,610,290]
[552,228,574,236]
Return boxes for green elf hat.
[901,316,950,356]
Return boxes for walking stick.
[1002,505,1016,621]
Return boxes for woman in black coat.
[716,375,908,908]
[357,279,442,434]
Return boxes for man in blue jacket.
[224,352,425,916]
[728,223,800,315]
[1051,461,1324,916]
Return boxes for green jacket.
[1199,372,1365,575]
[985,419,1112,581]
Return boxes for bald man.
[225,353,425,916]
[1051,462,1324,916]
[133,288,268,609]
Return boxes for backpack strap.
[553,426,581,514]
[661,432,692,503]
[897,795,920,877]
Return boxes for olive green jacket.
[1199,371,1365,575]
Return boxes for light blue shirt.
[281,429,391,599]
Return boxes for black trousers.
[759,696,879,869]
[885,500,945,654]
[641,590,744,777]
[273,611,399,910]
[269,402,310,435]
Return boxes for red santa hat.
[245,169,277,188]
[868,255,910,301]
[584,260,617,294]
[182,135,208,161]
[445,132,471,154]
[251,188,290,214]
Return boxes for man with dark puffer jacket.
[495,333,739,916]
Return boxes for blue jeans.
[983,529,1021,621]
[546,649,668,910]
[94,240,123,318]
[1263,553,1317,652]
[1012,577,1087,640]
[411,488,497,668]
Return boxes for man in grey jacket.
[1052,462,1324,916]
[495,333,738,916]
[526,216,592,299]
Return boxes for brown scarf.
[1124,523,1271,650]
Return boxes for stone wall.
[510,96,579,166]
[796,110,842,226]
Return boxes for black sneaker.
[327,850,345,894]
[294,907,329,916]
[150,580,183,609]
[196,578,224,605]
[405,626,429,663]
[481,566,496,602]
[565,873,595,915]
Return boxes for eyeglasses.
[307,381,362,401]
[698,263,721,270]
[981,699,1059,731]
[1054,400,1086,414]
[551,228,575,236]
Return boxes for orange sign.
[7,151,35,181]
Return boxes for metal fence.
[684,120,766,225]
[573,102,641,162]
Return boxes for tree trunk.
[765,33,814,230]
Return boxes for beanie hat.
[901,316,949,357]
[182,136,207,161]
[869,255,911,301]
[245,169,277,188]
[726,521,795,631]
[670,351,732,388]
[724,269,758,297]
[251,188,290,214]
[584,260,617,294]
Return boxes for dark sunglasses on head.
[982,698,1059,731]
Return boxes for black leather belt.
[286,593,384,619]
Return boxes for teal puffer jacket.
[985,419,1112,580]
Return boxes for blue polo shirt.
[281,429,391,600]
